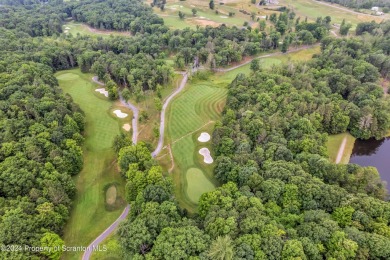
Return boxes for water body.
[349,137,390,190]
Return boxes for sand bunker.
[65,27,71,30]
[113,109,128,118]
[199,148,213,164]
[220,16,228,18]
[198,132,211,142]
[95,88,108,97]
[123,123,131,131]
[64,30,69,33]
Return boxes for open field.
[279,0,387,27]
[149,0,388,30]
[63,20,131,37]
[148,0,274,30]
[56,69,127,260]
[217,45,321,81]
[327,132,356,164]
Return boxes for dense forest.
[1,0,390,258]
[115,22,390,259]
[0,29,84,259]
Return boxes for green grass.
[91,234,123,260]
[280,0,385,27]
[55,69,127,260]
[166,79,226,211]
[326,132,356,164]
[186,168,216,203]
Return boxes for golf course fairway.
[55,69,127,260]
[166,78,226,210]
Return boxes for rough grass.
[56,69,126,260]
[327,132,356,164]
[166,79,226,211]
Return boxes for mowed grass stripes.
[166,80,227,209]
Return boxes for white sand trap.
[259,16,266,19]
[170,7,177,10]
[199,16,206,19]
[122,123,131,131]
[113,109,128,118]
[220,16,228,18]
[64,30,69,33]
[198,132,211,142]
[65,27,71,30]
[95,88,108,97]
[199,148,213,164]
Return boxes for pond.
[349,137,390,190]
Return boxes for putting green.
[186,168,216,204]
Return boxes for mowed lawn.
[55,69,126,260]
[166,79,226,210]
[327,132,356,164]
[279,0,385,27]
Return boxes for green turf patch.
[56,69,126,260]
[186,168,216,204]
[326,132,356,164]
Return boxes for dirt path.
[92,76,139,144]
[335,137,347,164]
[82,205,130,260]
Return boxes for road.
[82,205,130,260]
[151,72,189,157]
[92,76,139,144]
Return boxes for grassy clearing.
[327,132,356,164]
[217,45,321,82]
[56,69,127,260]
[63,21,131,37]
[279,0,386,27]
[164,78,226,211]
